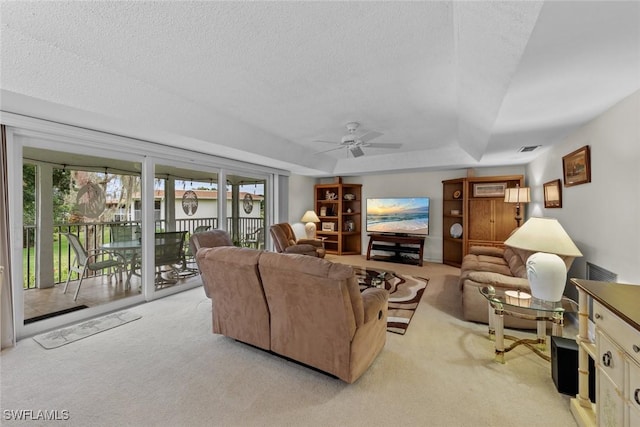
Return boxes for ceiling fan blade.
[315,146,345,154]
[366,142,403,149]
[313,139,340,144]
[359,131,383,143]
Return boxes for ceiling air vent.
[518,145,541,153]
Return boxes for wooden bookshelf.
[314,181,362,255]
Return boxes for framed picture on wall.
[543,179,562,208]
[472,182,507,198]
[563,145,591,187]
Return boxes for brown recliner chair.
[269,223,326,258]
[190,229,234,298]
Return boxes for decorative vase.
[526,252,567,302]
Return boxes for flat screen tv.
[366,197,430,236]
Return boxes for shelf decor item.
[543,179,562,208]
[322,222,335,231]
[344,220,355,232]
[449,223,463,239]
[562,145,591,187]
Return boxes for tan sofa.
[459,246,535,329]
[196,246,388,383]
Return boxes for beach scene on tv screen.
[366,198,429,235]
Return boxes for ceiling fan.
[314,122,402,158]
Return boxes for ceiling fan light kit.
[349,146,365,158]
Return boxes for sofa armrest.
[465,271,530,290]
[284,244,317,255]
[361,288,389,324]
[297,239,324,248]
[469,246,505,257]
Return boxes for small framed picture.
[563,145,591,187]
[472,182,507,198]
[543,179,562,208]
[319,206,327,216]
[321,222,335,231]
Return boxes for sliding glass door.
[226,173,267,250]
[148,162,220,297]
[20,146,145,329]
[5,117,282,340]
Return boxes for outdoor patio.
[23,273,201,324]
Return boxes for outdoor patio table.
[101,239,140,288]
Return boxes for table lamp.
[503,217,582,301]
[300,210,320,239]
[504,185,531,227]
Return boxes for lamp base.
[304,222,316,239]
[526,252,567,302]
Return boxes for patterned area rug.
[33,311,141,349]
[353,266,429,335]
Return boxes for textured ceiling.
[1,1,639,176]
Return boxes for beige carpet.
[0,256,578,427]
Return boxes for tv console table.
[366,233,424,266]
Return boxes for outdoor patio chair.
[181,225,212,274]
[154,231,187,288]
[109,224,141,277]
[243,227,264,249]
[62,232,126,301]
[109,224,141,242]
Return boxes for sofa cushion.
[477,254,509,266]
[469,246,505,257]
[460,255,512,283]
[504,246,534,279]
[466,271,530,289]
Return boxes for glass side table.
[479,286,578,363]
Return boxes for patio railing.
[23,217,265,289]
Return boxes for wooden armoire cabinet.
[442,175,524,267]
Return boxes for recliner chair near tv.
[269,222,325,258]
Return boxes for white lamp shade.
[504,187,531,203]
[300,210,320,223]
[503,217,582,257]
[526,252,567,301]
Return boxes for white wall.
[287,174,317,239]
[526,90,640,286]
[290,166,526,262]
